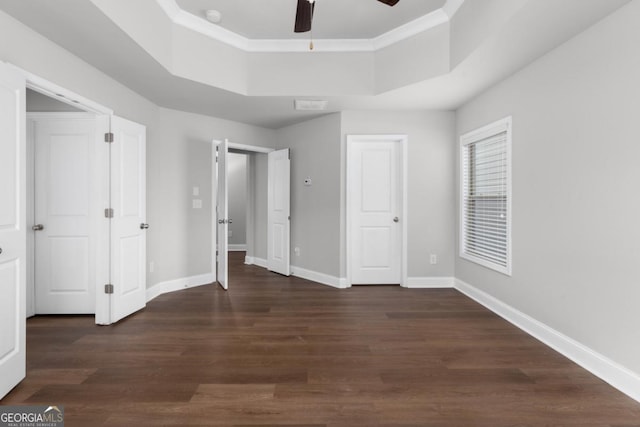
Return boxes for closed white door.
[0,62,26,399]
[216,139,229,290]
[267,149,290,276]
[348,138,403,284]
[32,115,98,314]
[109,116,147,323]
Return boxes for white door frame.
[11,64,114,324]
[345,134,408,287]
[211,141,274,282]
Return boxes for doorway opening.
[213,141,290,290]
[26,89,103,317]
[226,150,268,281]
[22,69,148,326]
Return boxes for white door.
[0,62,26,399]
[267,149,291,276]
[348,138,403,284]
[109,116,147,323]
[216,139,229,290]
[32,115,98,314]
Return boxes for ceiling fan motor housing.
[295,0,400,33]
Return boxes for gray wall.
[276,114,343,277]
[228,152,247,246]
[341,111,456,279]
[275,110,456,282]
[150,108,276,285]
[455,0,640,375]
[247,153,268,261]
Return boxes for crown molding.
[246,38,375,53]
[371,8,448,50]
[156,0,250,50]
[155,0,463,53]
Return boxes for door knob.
[393,217,399,223]
[140,223,150,229]
[32,224,44,231]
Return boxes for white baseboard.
[291,265,349,289]
[146,273,214,302]
[245,256,268,268]
[243,257,347,289]
[454,278,640,404]
[405,276,455,288]
[229,244,247,252]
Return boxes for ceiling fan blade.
[294,0,315,33]
[377,0,400,6]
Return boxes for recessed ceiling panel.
[175,0,446,39]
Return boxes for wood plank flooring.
[3,252,640,426]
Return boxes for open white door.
[0,62,26,399]
[109,116,147,323]
[216,140,229,289]
[216,139,229,290]
[267,149,291,276]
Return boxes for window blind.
[461,130,509,270]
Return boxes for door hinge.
[104,284,114,294]
[104,208,114,218]
[104,132,114,143]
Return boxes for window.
[460,117,512,275]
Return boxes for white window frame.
[459,116,512,276]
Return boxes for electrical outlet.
[430,254,437,265]
[294,247,301,256]
[149,261,155,273]
[228,230,233,237]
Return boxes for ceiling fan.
[294,0,400,33]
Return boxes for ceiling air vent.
[294,99,328,111]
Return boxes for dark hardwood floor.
[3,252,640,426]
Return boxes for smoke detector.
[205,10,222,23]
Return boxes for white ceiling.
[175,0,446,39]
[0,0,630,129]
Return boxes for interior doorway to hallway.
[214,141,290,289]
[221,149,269,284]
